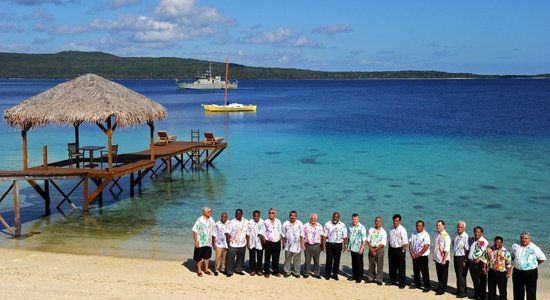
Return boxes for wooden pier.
[1,73,229,238]
[0,141,227,237]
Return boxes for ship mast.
[224,56,229,106]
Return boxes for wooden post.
[148,121,155,161]
[83,177,89,211]
[22,127,29,170]
[107,116,113,172]
[74,122,81,149]
[42,145,48,170]
[130,173,135,196]
[13,180,20,237]
[44,180,50,215]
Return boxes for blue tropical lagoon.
[0,79,549,269]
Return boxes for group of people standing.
[192,207,546,300]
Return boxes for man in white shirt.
[468,226,489,300]
[433,220,451,295]
[191,207,216,277]
[247,210,264,276]
[388,214,408,289]
[511,231,546,300]
[261,208,283,277]
[453,220,469,298]
[323,212,348,281]
[348,213,367,283]
[301,213,325,279]
[225,208,248,277]
[282,210,303,278]
[409,219,431,293]
[367,216,387,285]
[212,212,228,276]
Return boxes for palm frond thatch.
[3,73,167,129]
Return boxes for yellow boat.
[202,56,257,112]
[202,104,257,112]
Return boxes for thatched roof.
[3,73,167,129]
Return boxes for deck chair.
[157,131,177,145]
[67,142,83,168]
[100,144,119,168]
[204,132,224,145]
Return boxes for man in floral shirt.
[192,207,216,277]
[483,236,511,300]
[282,210,303,278]
[467,226,489,300]
[511,232,546,300]
[347,213,367,283]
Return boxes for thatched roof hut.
[4,73,167,129]
[3,73,167,170]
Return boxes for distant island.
[0,51,548,80]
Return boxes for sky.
[0,0,549,75]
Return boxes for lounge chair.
[204,132,224,145]
[67,142,83,167]
[157,131,177,145]
[100,144,118,168]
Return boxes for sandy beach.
[0,248,548,300]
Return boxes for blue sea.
[0,79,549,266]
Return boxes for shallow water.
[0,79,549,271]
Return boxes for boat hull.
[202,104,257,112]
[177,82,238,90]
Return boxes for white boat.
[202,57,257,112]
[176,63,238,90]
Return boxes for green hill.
[0,51,545,79]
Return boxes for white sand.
[1,248,549,299]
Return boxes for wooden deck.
[0,140,227,237]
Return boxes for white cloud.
[90,14,218,44]
[243,27,295,44]
[312,24,351,36]
[292,36,323,48]
[155,0,236,26]
[293,36,309,47]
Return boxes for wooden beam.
[106,116,113,172]
[44,179,50,216]
[0,214,14,235]
[84,177,112,209]
[74,122,81,149]
[42,145,48,170]
[96,122,108,133]
[21,127,29,170]
[0,182,14,204]
[198,148,224,168]
[27,179,50,202]
[13,180,20,237]
[83,176,89,211]
[148,121,155,161]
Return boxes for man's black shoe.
[423,288,431,293]
[377,282,383,286]
[399,284,406,289]
[435,291,445,296]
[347,277,355,281]
[332,276,339,281]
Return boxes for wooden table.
[79,146,105,168]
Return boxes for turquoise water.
[0,79,549,265]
